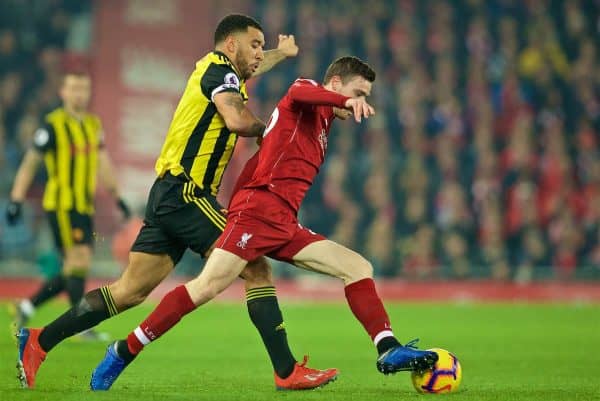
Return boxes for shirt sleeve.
[31,123,56,153]
[200,63,242,102]
[287,78,350,108]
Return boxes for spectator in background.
[514,226,549,283]
[400,224,440,280]
[4,0,599,281]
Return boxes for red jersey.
[242,78,349,211]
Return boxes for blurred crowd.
[1,0,598,281]
[0,0,92,271]
[0,0,91,186]
[252,0,600,281]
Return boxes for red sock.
[344,278,395,345]
[127,285,196,355]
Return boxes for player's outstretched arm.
[288,79,351,108]
[252,34,298,78]
[214,92,266,137]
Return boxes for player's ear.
[224,34,237,53]
[331,75,343,92]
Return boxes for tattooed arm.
[213,92,266,137]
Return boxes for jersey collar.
[212,50,243,80]
[61,106,85,122]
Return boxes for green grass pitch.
[0,300,598,401]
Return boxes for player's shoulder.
[196,52,241,88]
[197,51,238,76]
[44,106,65,123]
[33,110,59,150]
[292,77,320,87]
[83,111,102,126]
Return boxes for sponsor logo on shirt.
[318,129,328,156]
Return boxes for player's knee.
[109,277,149,310]
[188,280,220,304]
[240,259,273,288]
[347,257,373,282]
[65,245,92,267]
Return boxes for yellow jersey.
[33,107,103,214]
[155,51,249,196]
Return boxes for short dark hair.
[62,70,90,84]
[214,14,263,45]
[323,56,376,84]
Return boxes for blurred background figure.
[0,0,599,283]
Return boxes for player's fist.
[277,34,298,58]
[344,97,375,123]
[6,200,23,225]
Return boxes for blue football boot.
[376,339,438,374]
[90,342,129,390]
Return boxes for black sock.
[30,275,65,307]
[116,339,136,364]
[38,286,119,352]
[246,287,296,379]
[64,274,86,306]
[377,336,401,355]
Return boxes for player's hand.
[116,197,132,220]
[277,34,298,58]
[344,97,375,123]
[6,200,23,225]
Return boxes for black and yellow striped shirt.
[33,107,104,214]
[155,51,248,196]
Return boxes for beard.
[234,51,253,80]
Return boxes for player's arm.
[252,34,298,78]
[289,80,375,123]
[9,149,42,203]
[97,147,131,219]
[9,124,55,203]
[288,79,351,107]
[203,64,265,138]
[213,92,266,138]
[5,125,50,225]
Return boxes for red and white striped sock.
[344,278,396,346]
[126,285,197,355]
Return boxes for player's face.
[333,75,373,119]
[60,75,91,112]
[233,27,265,80]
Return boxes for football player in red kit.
[90,56,438,390]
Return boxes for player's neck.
[64,105,84,120]
[214,46,240,75]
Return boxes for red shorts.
[216,188,326,262]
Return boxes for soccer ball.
[411,348,462,394]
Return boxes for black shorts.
[131,173,227,265]
[47,210,94,254]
